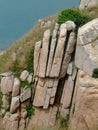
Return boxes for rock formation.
[80,0,98,9]
[0,17,98,130]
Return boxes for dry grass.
[0,14,57,73]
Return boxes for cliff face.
[0,1,98,130]
[0,18,98,130]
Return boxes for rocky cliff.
[0,0,98,130]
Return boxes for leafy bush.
[26,105,35,119]
[92,69,98,78]
[57,8,92,31]
[26,48,34,73]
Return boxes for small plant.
[57,113,69,129]
[72,104,75,115]
[26,48,34,73]
[92,68,98,78]
[57,8,92,31]
[26,105,35,119]
[21,80,31,89]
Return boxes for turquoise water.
[0,0,79,50]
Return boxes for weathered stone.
[28,106,58,129]
[27,74,33,84]
[61,76,74,108]
[71,65,78,80]
[1,76,14,94]
[43,88,52,109]
[21,109,27,119]
[60,108,69,117]
[2,95,9,109]
[67,62,73,75]
[80,0,98,9]
[3,112,19,130]
[19,118,25,130]
[69,70,98,130]
[66,32,76,54]
[34,41,42,76]
[50,24,67,77]
[33,84,46,107]
[10,96,20,113]
[12,78,20,97]
[39,30,51,78]
[46,24,59,77]
[75,41,98,76]
[77,18,98,46]
[20,88,31,102]
[60,53,71,78]
[65,21,76,31]
[20,70,29,81]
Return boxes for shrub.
[26,105,35,119]
[92,68,98,78]
[57,8,92,31]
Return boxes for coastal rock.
[80,0,98,9]
[10,96,20,113]
[20,70,29,81]
[65,21,76,31]
[39,30,51,78]
[1,76,14,94]
[12,78,20,97]
[20,88,31,102]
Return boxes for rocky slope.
[0,0,98,130]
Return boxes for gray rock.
[80,0,98,9]
[34,41,42,77]
[1,76,14,94]
[67,62,73,75]
[39,30,51,78]
[27,74,33,84]
[0,71,13,77]
[77,18,98,46]
[75,41,98,76]
[10,96,20,113]
[46,23,59,76]
[19,119,25,130]
[61,76,74,108]
[33,84,46,107]
[2,95,9,109]
[20,70,29,81]
[65,21,76,31]
[20,88,31,102]
[50,23,67,77]
[12,78,20,97]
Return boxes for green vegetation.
[57,114,69,129]
[72,104,75,115]
[57,8,92,31]
[26,48,34,73]
[21,80,31,89]
[26,105,35,119]
[92,68,98,78]
[11,58,21,78]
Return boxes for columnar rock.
[50,23,67,77]
[20,88,31,102]
[34,41,42,77]
[80,0,98,9]
[75,18,98,76]
[46,23,59,76]
[39,30,51,77]
[20,70,29,81]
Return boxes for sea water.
[0,0,79,50]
